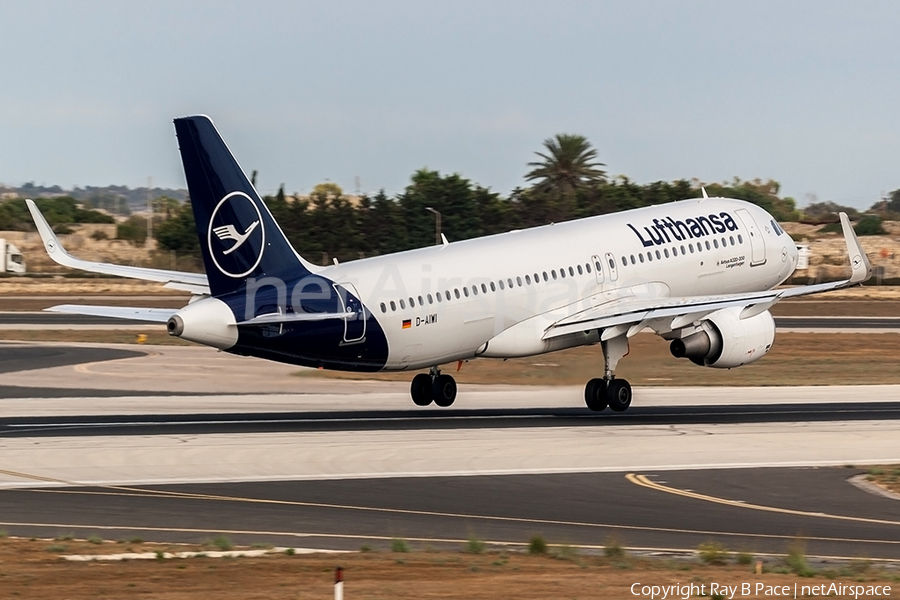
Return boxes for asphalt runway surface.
[3,402,900,437]
[1,468,898,559]
[1,343,899,560]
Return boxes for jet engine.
[669,306,774,368]
[166,297,238,349]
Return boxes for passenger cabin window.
[390,300,396,311]
[577,265,583,275]
[427,294,433,304]
[490,282,496,292]
[400,299,406,309]
[380,302,387,313]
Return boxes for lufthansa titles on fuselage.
[627,212,739,248]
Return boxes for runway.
[0,342,899,560]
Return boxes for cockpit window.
[770,219,784,236]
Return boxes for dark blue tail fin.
[174,115,316,297]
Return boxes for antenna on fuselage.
[701,186,709,199]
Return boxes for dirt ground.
[0,536,896,600]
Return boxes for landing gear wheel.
[432,374,457,407]
[606,379,632,412]
[410,373,433,406]
[584,378,608,412]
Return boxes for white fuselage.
[320,198,797,370]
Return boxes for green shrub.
[854,215,886,236]
[604,536,625,559]
[284,548,295,556]
[464,535,486,554]
[528,535,547,555]
[212,535,232,551]
[785,539,815,577]
[359,544,372,553]
[737,552,754,565]
[698,540,728,565]
[391,538,410,553]
[87,535,103,545]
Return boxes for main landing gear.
[410,366,457,407]
[584,334,633,413]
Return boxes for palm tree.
[525,134,606,196]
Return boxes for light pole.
[425,207,441,246]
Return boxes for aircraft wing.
[26,199,210,295]
[47,305,179,323]
[544,212,872,341]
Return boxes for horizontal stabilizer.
[46,305,179,323]
[239,311,355,326]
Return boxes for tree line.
[153,134,805,265]
[5,134,896,267]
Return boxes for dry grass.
[863,465,900,496]
[0,537,896,600]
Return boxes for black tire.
[584,378,608,412]
[432,374,457,407]
[606,379,632,412]
[411,373,433,406]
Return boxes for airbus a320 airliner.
[27,115,872,411]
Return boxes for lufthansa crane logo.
[207,191,266,278]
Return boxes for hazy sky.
[1,1,898,208]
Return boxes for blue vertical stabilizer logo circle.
[207,191,266,278]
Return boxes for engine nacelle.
[167,297,238,349]
[670,306,775,369]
